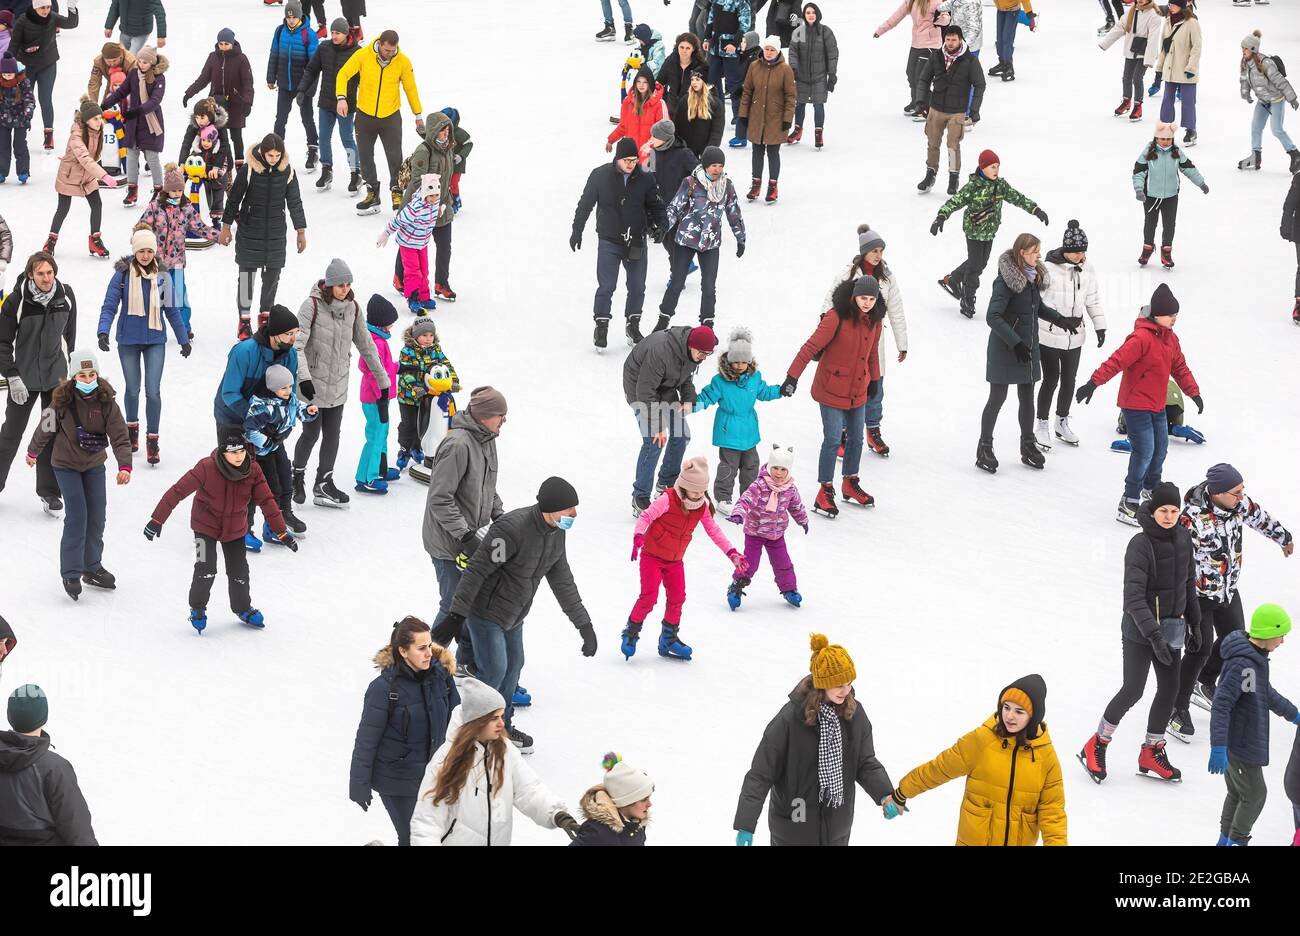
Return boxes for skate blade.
[1020,459,1045,470]
[975,464,997,474]
[1035,441,1052,452]
[1076,752,1104,784]
[1136,770,1182,783]
[1054,435,1080,446]
[1190,695,1212,713]
[839,498,875,508]
[312,497,351,509]
[1165,728,1193,744]
[812,507,838,518]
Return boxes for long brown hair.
[630,67,655,116]
[1010,232,1042,265]
[673,32,704,66]
[799,675,857,727]
[427,713,507,806]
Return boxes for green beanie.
[7,684,48,732]
[1249,603,1292,640]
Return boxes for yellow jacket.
[898,717,1067,846]
[335,41,422,119]
[994,0,1033,12]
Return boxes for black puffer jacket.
[0,730,97,846]
[657,51,705,112]
[652,135,701,207]
[985,251,1051,386]
[183,42,255,129]
[1122,502,1201,644]
[301,32,360,111]
[176,102,232,164]
[671,90,724,158]
[917,47,985,119]
[0,274,77,392]
[572,156,666,246]
[224,143,307,269]
[569,785,647,846]
[10,3,79,73]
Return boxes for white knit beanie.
[456,678,505,725]
[767,443,795,472]
[603,755,654,807]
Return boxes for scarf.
[942,41,967,69]
[1169,10,1185,25]
[133,71,164,140]
[215,449,253,481]
[127,261,163,332]
[1024,264,1038,283]
[816,702,845,809]
[692,164,727,205]
[0,74,20,90]
[26,278,54,306]
[763,470,795,512]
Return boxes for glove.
[98,333,110,352]
[180,343,193,358]
[578,623,598,657]
[182,92,193,108]
[930,216,944,236]
[1057,315,1083,334]
[454,531,478,570]
[274,530,299,552]
[1135,190,1145,202]
[736,830,753,846]
[1075,380,1097,405]
[376,229,390,248]
[299,379,315,401]
[1027,11,1038,31]
[6,375,28,406]
[781,120,791,132]
[1095,329,1106,348]
[569,231,582,252]
[431,612,465,646]
[727,549,748,574]
[1033,207,1049,225]
[726,512,743,524]
[1207,746,1229,775]
[378,389,389,424]
[121,108,139,120]
[1013,343,1030,365]
[1185,619,1202,654]
[799,522,809,534]
[789,12,798,26]
[650,226,664,245]
[867,379,879,397]
[554,810,580,839]
[630,532,644,561]
[826,74,837,93]
[736,241,745,258]
[1292,100,1299,112]
[1150,633,1173,667]
[143,520,162,541]
[1200,183,1209,195]
[1184,71,1195,81]
[351,794,371,812]
[1191,395,1203,414]
[779,376,797,397]
[1170,423,1206,444]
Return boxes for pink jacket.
[877,0,950,49]
[359,328,398,404]
[634,490,735,557]
[730,468,809,541]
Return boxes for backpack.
[1270,54,1287,78]
[395,140,433,199]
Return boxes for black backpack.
[1270,54,1287,78]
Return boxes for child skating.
[355,295,400,494]
[137,164,219,340]
[243,363,317,546]
[378,173,440,314]
[395,316,458,472]
[1131,121,1207,269]
[725,443,808,610]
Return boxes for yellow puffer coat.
[335,41,423,119]
[897,717,1067,846]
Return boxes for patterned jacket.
[1180,480,1291,604]
[385,190,439,249]
[939,0,984,52]
[0,76,36,130]
[936,172,1038,241]
[243,390,318,456]
[396,326,459,406]
[730,467,809,541]
[138,195,215,269]
[665,169,745,253]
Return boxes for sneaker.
[508,725,535,754]
[41,495,63,518]
[595,22,616,40]
[1167,707,1195,743]
[355,187,381,215]
[354,479,389,494]
[313,474,351,508]
[1116,497,1140,526]
[1034,418,1052,451]
[1054,415,1079,446]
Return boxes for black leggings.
[980,383,1034,440]
[237,267,283,318]
[230,127,245,162]
[1143,194,1178,247]
[752,143,781,181]
[1105,637,1182,735]
[1177,593,1245,709]
[247,447,292,529]
[1293,240,1299,298]
[1037,346,1081,420]
[50,191,103,235]
[1099,0,1124,19]
[397,399,432,452]
[294,403,345,482]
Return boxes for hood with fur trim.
[372,641,456,674]
[247,143,294,176]
[996,249,1049,294]
[401,322,439,349]
[188,101,229,131]
[715,350,758,383]
[578,785,651,832]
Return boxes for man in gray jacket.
[291,258,391,509]
[0,684,97,846]
[623,323,715,515]
[440,477,597,753]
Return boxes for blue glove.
[735,830,753,846]
[1170,424,1205,444]
[1208,746,1229,775]
[1292,713,1300,726]
[883,802,901,819]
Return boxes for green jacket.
[399,111,456,227]
[937,172,1038,241]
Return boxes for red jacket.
[607,83,668,166]
[150,450,286,542]
[644,488,710,562]
[1089,317,1199,413]
[786,310,883,409]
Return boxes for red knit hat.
[978,149,1000,171]
[687,325,717,353]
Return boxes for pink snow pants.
[737,533,796,591]
[631,553,686,625]
[400,245,431,301]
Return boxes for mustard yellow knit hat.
[809,633,855,689]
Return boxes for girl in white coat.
[1035,220,1106,451]
[410,679,575,846]
[1099,0,1164,122]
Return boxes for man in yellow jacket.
[335,29,423,214]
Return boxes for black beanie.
[1148,481,1182,511]
[943,24,964,40]
[366,294,398,328]
[217,424,248,451]
[537,476,579,512]
[701,145,726,168]
[614,137,638,161]
[266,304,298,336]
[1147,283,1179,319]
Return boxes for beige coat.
[1157,16,1202,84]
[739,53,796,146]
[86,49,138,102]
[55,116,107,197]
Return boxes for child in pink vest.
[726,443,808,610]
[355,295,400,494]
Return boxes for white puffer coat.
[1039,251,1105,351]
[820,260,908,376]
[1098,7,1164,69]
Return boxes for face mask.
[166,196,181,206]
[76,379,99,394]
[556,515,575,530]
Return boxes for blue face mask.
[76,379,98,394]
[556,515,575,530]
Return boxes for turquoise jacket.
[1133,142,1206,199]
[694,362,782,451]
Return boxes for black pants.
[356,111,403,192]
[397,399,432,452]
[1143,194,1178,247]
[380,793,417,847]
[1178,593,1245,707]
[294,403,345,482]
[432,223,453,287]
[274,87,318,147]
[247,447,292,528]
[0,388,58,498]
[342,0,366,27]
[1293,239,1300,297]
[50,191,103,235]
[951,237,994,307]
[1104,636,1183,735]
[905,46,929,103]
[306,1,326,24]
[1122,56,1147,102]
[980,383,1034,440]
[237,266,282,317]
[190,534,252,613]
[1099,0,1125,19]
[751,143,781,181]
[230,127,245,162]
[1037,346,1081,420]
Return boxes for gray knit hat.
[742,30,761,52]
[857,224,885,255]
[469,386,508,420]
[323,258,352,286]
[457,678,506,724]
[1242,30,1261,53]
[852,275,880,299]
[330,17,349,35]
[285,1,304,20]
[264,364,294,393]
[651,119,675,148]
[727,326,754,364]
[217,28,236,44]
[1061,219,1088,253]
[411,317,437,339]
[7,684,47,733]
[68,349,100,379]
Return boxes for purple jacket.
[730,467,808,540]
[102,64,167,153]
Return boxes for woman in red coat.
[781,276,883,518]
[607,66,667,167]
[1075,283,1202,526]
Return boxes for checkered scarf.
[816,702,844,809]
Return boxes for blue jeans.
[54,466,107,579]
[600,0,633,24]
[432,557,474,668]
[708,53,744,125]
[594,237,648,321]
[356,401,389,483]
[1121,407,1168,501]
[632,403,690,498]
[864,377,885,429]
[819,403,865,483]
[995,10,1019,63]
[317,108,359,170]
[465,615,526,727]
[164,268,192,335]
[1251,100,1295,153]
[118,342,166,433]
[794,101,825,129]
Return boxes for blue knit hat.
[366,294,399,329]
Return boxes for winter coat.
[1099,7,1163,68]
[1180,481,1291,605]
[54,114,107,197]
[87,48,137,102]
[0,731,97,846]
[1039,249,1104,351]
[0,273,77,392]
[671,91,724,159]
[917,46,985,119]
[421,412,503,562]
[349,643,459,801]
[213,328,299,425]
[442,107,472,175]
[734,678,894,846]
[984,251,1052,386]
[293,282,388,408]
[1132,141,1204,199]
[0,74,35,129]
[359,326,397,404]
[820,259,908,377]
[570,786,647,846]
[877,0,949,50]
[335,38,422,120]
[788,13,838,105]
[1088,316,1199,413]
[1240,54,1296,107]
[267,19,318,93]
[694,353,780,450]
[731,466,809,540]
[396,327,458,407]
[96,259,186,346]
[27,380,132,474]
[622,325,702,433]
[1121,502,1200,644]
[151,448,286,541]
[787,305,883,410]
[636,28,667,74]
[651,136,701,208]
[138,195,214,270]
[739,51,795,145]
[102,57,169,153]
[386,191,438,248]
[1211,630,1298,767]
[1282,171,1300,243]
[184,42,254,129]
[450,505,591,633]
[636,486,734,562]
[0,213,10,269]
[301,32,359,110]
[705,0,752,58]
[940,0,984,52]
[224,143,307,271]
[243,390,317,456]
[657,51,706,112]
[10,3,78,73]
[665,170,745,253]
[1156,15,1201,84]
[573,156,666,247]
[1286,728,1300,814]
[896,716,1067,846]
[607,79,668,164]
[105,0,165,38]
[191,138,233,192]
[176,102,230,165]
[399,110,454,226]
[409,723,567,846]
[937,170,1038,241]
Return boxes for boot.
[938,274,964,301]
[782,590,802,607]
[1290,149,1300,174]
[313,473,351,508]
[1293,298,1300,327]
[631,494,651,517]
[316,23,327,39]
[917,167,937,192]
[625,314,643,345]
[1160,245,1175,269]
[1129,102,1143,121]
[1034,418,1052,451]
[595,21,616,41]
[237,314,253,341]
[239,608,265,629]
[1117,496,1140,526]
[1078,733,1109,783]
[840,476,874,507]
[1237,151,1261,171]
[304,145,319,173]
[1019,436,1045,469]
[88,233,109,258]
[1183,128,1197,146]
[42,232,58,255]
[652,312,671,332]
[1167,707,1195,743]
[786,124,803,144]
[43,127,54,151]
[727,576,750,611]
[282,505,307,537]
[593,318,609,350]
[1000,64,1015,82]
[1097,17,1115,36]
[146,434,160,466]
[866,427,890,457]
[348,169,362,193]
[355,186,381,215]
[975,438,998,473]
[988,61,1007,76]
[620,619,642,658]
[82,567,117,590]
[189,608,207,635]
[812,481,839,518]
[123,183,139,207]
[316,163,333,190]
[1054,415,1079,446]
[947,171,959,195]
[959,293,976,318]
[623,22,636,44]
[746,177,762,201]
[433,282,457,302]
[292,468,307,505]
[62,577,82,600]
[1113,97,1131,117]
[126,421,140,453]
[257,310,270,332]
[814,128,824,150]
[657,621,692,660]
[1138,244,1155,266]
[1138,740,1182,781]
[764,180,778,203]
